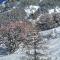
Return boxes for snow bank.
[0,26,60,60]
[48,6,60,14]
[24,5,39,17]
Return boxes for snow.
[48,9,55,14]
[0,44,7,49]
[55,6,60,13]
[24,5,39,17]
[40,26,60,60]
[40,0,43,2]
[0,26,60,60]
[48,7,60,14]
[0,44,27,60]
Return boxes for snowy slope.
[0,43,28,60]
[39,27,60,60]
[0,27,60,60]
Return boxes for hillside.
[0,0,60,60]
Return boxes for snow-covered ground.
[39,27,60,60]
[24,5,39,17]
[0,43,28,60]
[0,26,60,60]
[48,6,60,14]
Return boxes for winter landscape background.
[0,0,60,60]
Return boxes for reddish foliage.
[0,21,33,39]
